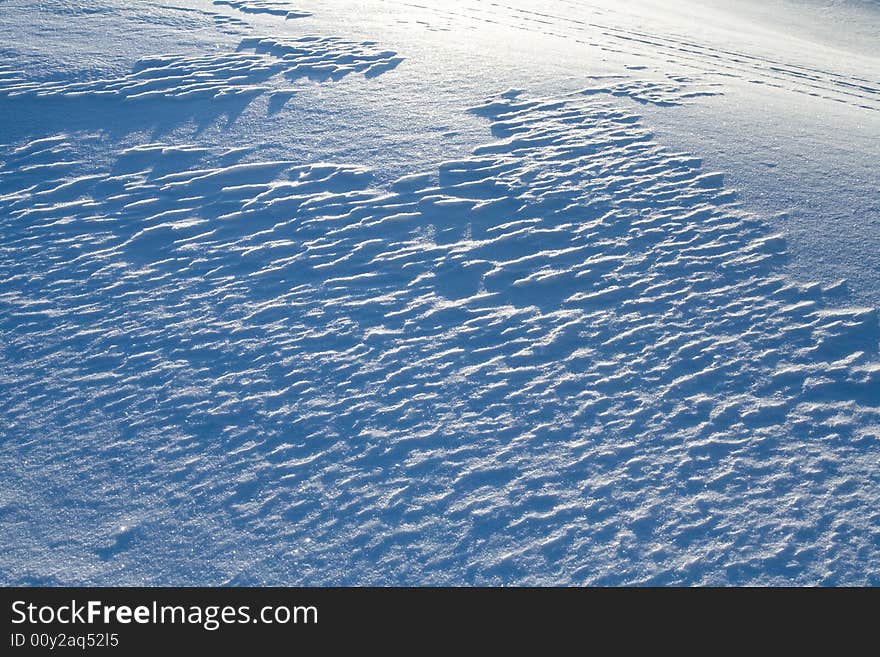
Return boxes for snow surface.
[0,0,878,585]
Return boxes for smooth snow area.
[0,0,878,585]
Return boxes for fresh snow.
[0,0,878,585]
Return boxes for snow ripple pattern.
[0,36,402,102]
[1,92,879,585]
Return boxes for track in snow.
[378,0,880,111]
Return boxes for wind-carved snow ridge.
[0,36,402,102]
[1,91,879,585]
[242,36,405,81]
[581,74,724,106]
[214,0,313,20]
[211,11,252,36]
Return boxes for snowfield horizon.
[0,0,878,586]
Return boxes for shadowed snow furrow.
[1,93,878,585]
[0,36,402,102]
